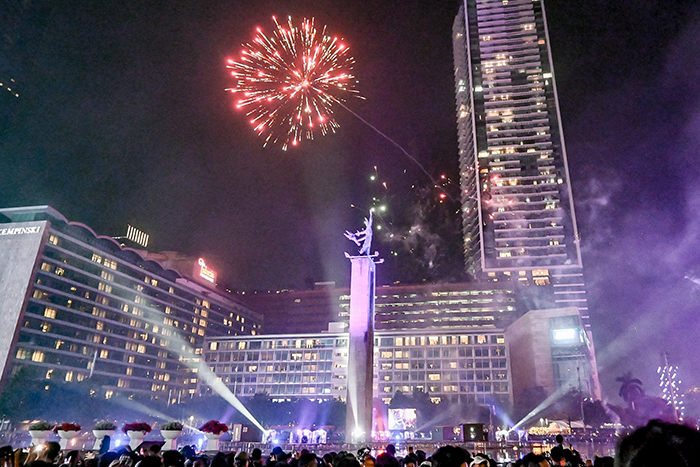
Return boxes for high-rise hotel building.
[453,0,600,398]
[0,206,262,402]
[453,0,590,327]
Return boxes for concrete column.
[345,255,376,444]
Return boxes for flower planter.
[204,432,222,452]
[28,430,52,446]
[126,430,147,450]
[57,430,80,450]
[93,429,116,450]
[161,430,181,451]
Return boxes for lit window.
[31,351,45,362]
[44,307,56,319]
[65,371,73,382]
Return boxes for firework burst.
[226,16,362,150]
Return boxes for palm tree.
[616,372,645,410]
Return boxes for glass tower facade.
[453,0,590,327]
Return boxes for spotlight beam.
[127,294,265,432]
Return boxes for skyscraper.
[453,0,590,328]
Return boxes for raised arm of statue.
[345,211,373,255]
[359,211,373,255]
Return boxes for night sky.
[2,0,700,403]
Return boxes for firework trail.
[226,16,457,201]
[226,16,362,151]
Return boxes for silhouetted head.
[616,420,700,467]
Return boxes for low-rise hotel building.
[201,326,512,407]
[239,282,517,334]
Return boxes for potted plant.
[28,422,53,446]
[160,421,184,450]
[123,422,152,450]
[199,420,228,451]
[54,423,82,449]
[93,420,117,450]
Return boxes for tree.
[389,390,412,408]
[616,373,645,410]
[583,399,611,427]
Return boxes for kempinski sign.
[0,226,42,236]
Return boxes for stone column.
[345,255,376,444]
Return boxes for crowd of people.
[1,420,699,467]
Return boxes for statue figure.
[345,211,373,255]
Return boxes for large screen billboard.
[388,408,417,431]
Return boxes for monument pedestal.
[345,254,377,444]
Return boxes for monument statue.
[344,211,373,255]
[343,210,380,443]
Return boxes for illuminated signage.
[126,224,149,247]
[552,328,577,341]
[198,258,216,283]
[0,226,41,236]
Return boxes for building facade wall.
[0,221,48,383]
[506,307,601,406]
[454,0,582,273]
[201,328,512,408]
[453,0,592,330]
[0,206,263,402]
[242,282,518,335]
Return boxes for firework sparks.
[226,16,362,150]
